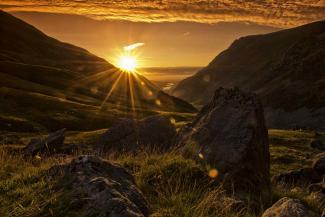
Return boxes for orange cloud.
[1,0,324,27]
[124,43,144,51]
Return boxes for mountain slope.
[172,21,325,129]
[0,10,196,132]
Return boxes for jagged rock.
[272,168,322,185]
[179,87,270,197]
[97,115,176,153]
[313,152,325,175]
[47,155,149,217]
[262,197,309,217]
[23,129,67,156]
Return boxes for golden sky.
[2,0,325,27]
[1,1,324,67]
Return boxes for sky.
[1,0,325,67]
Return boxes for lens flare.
[208,168,219,178]
[118,55,137,72]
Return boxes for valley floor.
[0,129,323,217]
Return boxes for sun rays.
[64,42,164,117]
[118,55,137,72]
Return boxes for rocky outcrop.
[97,115,177,153]
[47,155,149,217]
[179,87,270,197]
[172,21,325,130]
[262,197,309,217]
[23,129,75,156]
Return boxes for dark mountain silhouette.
[0,10,196,131]
[172,21,325,130]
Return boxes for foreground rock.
[23,129,75,156]
[48,155,149,217]
[179,87,270,197]
[262,197,309,217]
[97,115,176,153]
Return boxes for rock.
[23,129,66,156]
[310,139,325,150]
[97,115,177,153]
[272,168,322,185]
[47,155,149,217]
[313,152,325,175]
[262,197,309,217]
[179,87,270,197]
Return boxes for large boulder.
[179,87,270,196]
[47,155,149,217]
[96,115,177,153]
[262,197,309,217]
[23,128,69,156]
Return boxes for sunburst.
[117,55,137,72]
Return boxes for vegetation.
[0,129,322,217]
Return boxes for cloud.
[124,43,145,51]
[1,0,324,27]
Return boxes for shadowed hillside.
[0,10,196,132]
[172,21,325,130]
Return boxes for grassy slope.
[0,129,322,217]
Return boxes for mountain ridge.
[172,20,325,129]
[0,10,196,132]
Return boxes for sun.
[118,55,137,72]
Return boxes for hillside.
[172,21,325,130]
[0,10,196,132]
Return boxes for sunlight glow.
[118,55,137,72]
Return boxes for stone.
[47,155,149,217]
[97,115,177,153]
[23,129,66,156]
[262,197,309,217]
[272,168,322,185]
[179,87,270,196]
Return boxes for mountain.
[172,21,325,130]
[0,10,196,132]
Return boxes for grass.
[268,129,317,175]
[0,129,323,216]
